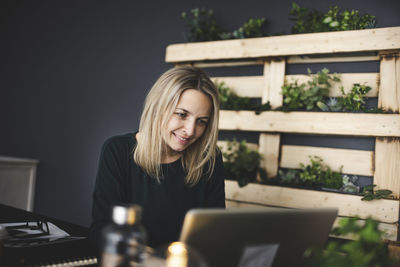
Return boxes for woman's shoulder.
[101,132,137,151]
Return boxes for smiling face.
[162,89,212,163]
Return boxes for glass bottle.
[101,204,147,267]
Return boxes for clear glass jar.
[101,204,147,267]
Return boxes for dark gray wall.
[1,0,399,227]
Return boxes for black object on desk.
[0,204,97,266]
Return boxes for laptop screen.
[179,207,338,267]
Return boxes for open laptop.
[179,207,338,267]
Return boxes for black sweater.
[90,133,225,248]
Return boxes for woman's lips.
[174,133,190,144]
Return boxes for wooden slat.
[258,59,285,178]
[225,200,398,241]
[374,138,400,199]
[211,76,263,97]
[280,145,374,176]
[287,54,379,64]
[218,142,374,176]
[375,53,400,198]
[263,60,285,108]
[259,134,280,178]
[225,180,399,223]
[287,73,379,97]
[219,110,400,137]
[166,27,400,63]
[212,73,379,98]
[192,60,264,68]
[379,53,400,112]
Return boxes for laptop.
[179,207,338,267]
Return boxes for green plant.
[281,68,340,111]
[216,81,252,110]
[181,8,223,42]
[299,156,343,189]
[290,2,327,34]
[290,3,376,34]
[341,175,360,193]
[339,83,372,112]
[221,139,266,187]
[361,185,393,201]
[305,217,396,266]
[277,169,300,184]
[216,81,271,113]
[232,18,267,39]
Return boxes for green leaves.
[361,185,393,201]
[281,68,340,111]
[305,217,396,266]
[216,80,271,113]
[221,139,266,187]
[338,83,372,112]
[274,156,345,191]
[299,156,343,189]
[181,8,223,42]
[182,8,267,42]
[290,3,376,34]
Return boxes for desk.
[0,204,97,266]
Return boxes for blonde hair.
[134,66,220,186]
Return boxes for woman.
[90,66,225,248]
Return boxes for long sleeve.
[204,151,226,208]
[89,136,127,248]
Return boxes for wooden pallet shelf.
[219,111,400,137]
[166,27,400,63]
[165,26,400,241]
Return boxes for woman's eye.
[197,120,208,126]
[176,112,187,118]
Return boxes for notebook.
[179,207,338,267]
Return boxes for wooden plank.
[287,73,379,97]
[218,142,374,176]
[379,53,400,112]
[263,60,285,108]
[211,76,263,97]
[287,54,379,64]
[166,27,400,63]
[213,73,378,99]
[259,134,280,178]
[258,59,285,178]
[192,60,264,68]
[225,199,398,241]
[219,110,400,137]
[374,138,400,199]
[280,145,374,176]
[225,180,399,223]
[374,53,400,198]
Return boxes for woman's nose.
[183,120,196,136]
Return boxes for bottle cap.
[112,204,142,225]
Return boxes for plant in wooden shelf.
[216,80,271,113]
[304,217,397,266]
[290,2,376,34]
[280,68,385,113]
[273,156,346,191]
[361,185,393,201]
[281,68,340,111]
[221,139,266,187]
